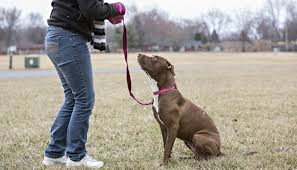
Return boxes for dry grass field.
[0,52,297,170]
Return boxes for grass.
[0,52,297,170]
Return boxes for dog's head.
[137,54,175,83]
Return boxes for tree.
[24,12,47,44]
[202,8,231,40]
[0,8,4,25]
[108,7,215,51]
[128,8,184,48]
[0,8,5,41]
[234,9,255,52]
[194,32,208,44]
[211,30,220,43]
[265,0,288,41]
[182,19,208,45]
[2,7,21,47]
[285,0,297,41]
[127,25,139,49]
[136,9,172,46]
[131,15,145,48]
[114,27,123,48]
[255,12,275,40]
[286,0,297,22]
[114,24,139,49]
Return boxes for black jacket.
[48,0,117,41]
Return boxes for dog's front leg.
[152,107,167,148]
[162,125,179,166]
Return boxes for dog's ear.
[166,61,175,76]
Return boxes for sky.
[0,0,266,23]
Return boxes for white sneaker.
[66,155,104,168]
[42,155,67,166]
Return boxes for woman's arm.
[76,0,117,20]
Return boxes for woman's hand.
[108,2,126,25]
[108,15,124,24]
[111,2,126,15]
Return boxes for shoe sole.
[42,160,66,166]
[66,162,104,168]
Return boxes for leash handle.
[122,22,153,106]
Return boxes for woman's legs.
[60,39,95,161]
[45,66,75,158]
[44,26,95,161]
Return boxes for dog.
[137,54,221,165]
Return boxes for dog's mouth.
[140,65,150,76]
[137,60,151,75]
[138,63,145,71]
[137,54,156,77]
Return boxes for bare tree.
[285,0,297,41]
[0,8,4,22]
[130,9,177,47]
[202,8,231,39]
[183,19,208,44]
[27,13,45,27]
[255,11,275,40]
[0,8,5,41]
[2,7,21,47]
[286,0,297,20]
[24,12,47,44]
[265,0,288,41]
[234,9,255,52]
[132,14,145,48]
[110,7,221,51]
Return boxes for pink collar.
[153,84,177,96]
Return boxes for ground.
[0,52,297,170]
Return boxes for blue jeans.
[44,26,95,161]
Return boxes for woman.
[42,0,125,168]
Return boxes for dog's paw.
[159,163,165,167]
[160,161,169,166]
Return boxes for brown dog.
[137,54,221,165]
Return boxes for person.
[41,0,125,168]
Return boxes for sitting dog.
[137,54,221,165]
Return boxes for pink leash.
[122,23,153,106]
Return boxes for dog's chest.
[150,78,166,126]
[150,79,159,112]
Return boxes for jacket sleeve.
[76,0,117,20]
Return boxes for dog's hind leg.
[184,141,196,153]
[192,132,221,159]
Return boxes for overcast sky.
[0,0,265,23]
